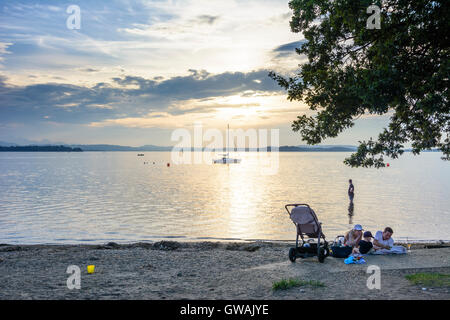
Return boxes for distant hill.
[0,143,362,152]
[71,144,173,151]
[0,145,82,152]
[279,145,357,152]
[1,142,442,153]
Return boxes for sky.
[0,0,390,146]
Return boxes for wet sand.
[0,241,449,300]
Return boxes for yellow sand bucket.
[87,265,95,274]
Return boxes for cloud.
[80,68,100,73]
[1,0,302,86]
[0,0,314,144]
[0,42,13,55]
[0,69,284,126]
[88,92,306,130]
[0,42,13,62]
[0,75,7,86]
[195,15,220,25]
[272,40,307,58]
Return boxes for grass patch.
[405,273,450,287]
[272,278,325,291]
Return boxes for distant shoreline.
[2,145,358,152]
[0,145,442,153]
[0,145,82,152]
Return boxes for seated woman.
[344,224,363,249]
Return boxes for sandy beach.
[0,241,449,300]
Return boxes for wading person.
[348,179,355,202]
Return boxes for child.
[358,231,374,254]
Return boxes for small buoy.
[87,265,95,274]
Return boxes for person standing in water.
[348,179,354,203]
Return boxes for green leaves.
[271,0,450,167]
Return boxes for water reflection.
[348,201,354,225]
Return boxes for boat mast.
[227,124,229,156]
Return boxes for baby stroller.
[285,204,330,263]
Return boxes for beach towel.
[372,246,407,255]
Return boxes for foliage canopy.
[270,0,449,167]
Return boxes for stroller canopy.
[287,204,323,238]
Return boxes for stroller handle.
[285,203,323,228]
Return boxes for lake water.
[0,152,449,244]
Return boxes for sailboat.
[213,124,241,164]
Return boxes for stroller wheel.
[318,247,326,263]
[288,248,297,262]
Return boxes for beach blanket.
[372,246,407,255]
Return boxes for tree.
[270,0,449,167]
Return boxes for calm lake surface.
[0,152,449,244]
